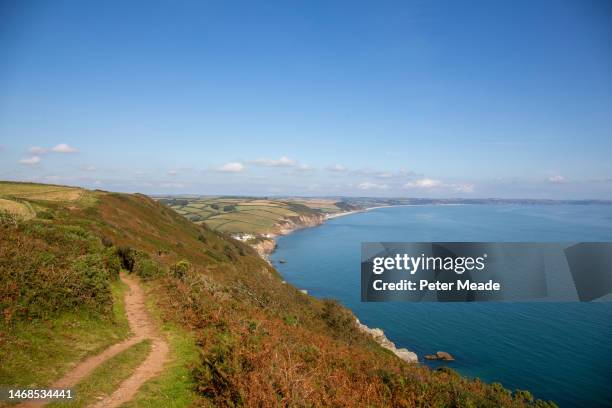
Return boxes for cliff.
[251,212,326,258]
[272,212,326,235]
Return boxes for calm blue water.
[271,205,612,408]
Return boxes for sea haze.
[271,204,612,408]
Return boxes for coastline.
[252,207,379,259]
[252,205,419,364]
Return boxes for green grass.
[47,340,151,408]
[121,284,199,408]
[0,280,130,388]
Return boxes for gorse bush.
[69,254,113,313]
[103,247,122,280]
[134,257,166,280]
[0,218,119,324]
[171,260,191,280]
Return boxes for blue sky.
[1,0,611,198]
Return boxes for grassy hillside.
[0,182,556,407]
[157,196,343,235]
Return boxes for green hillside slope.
[0,182,556,407]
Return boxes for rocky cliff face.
[356,319,418,363]
[252,238,276,258]
[273,213,326,236]
[251,213,326,259]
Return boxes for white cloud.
[80,165,96,171]
[452,184,475,193]
[218,162,244,173]
[358,181,388,190]
[167,169,179,176]
[252,156,297,167]
[326,164,347,172]
[51,143,78,153]
[27,143,78,154]
[19,156,41,165]
[404,178,442,189]
[548,175,566,184]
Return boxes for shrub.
[70,254,113,314]
[134,257,165,280]
[0,227,114,323]
[103,247,122,280]
[192,331,244,406]
[320,299,359,343]
[171,260,191,280]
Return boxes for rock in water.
[436,351,455,361]
[425,351,455,361]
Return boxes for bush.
[103,247,121,280]
[320,299,359,342]
[134,257,165,280]
[193,331,244,406]
[171,260,191,280]
[70,254,113,314]
[0,224,114,323]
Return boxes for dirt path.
[17,273,169,408]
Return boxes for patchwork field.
[157,197,344,235]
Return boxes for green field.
[0,181,97,220]
[157,197,344,235]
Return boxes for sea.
[270,204,612,407]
